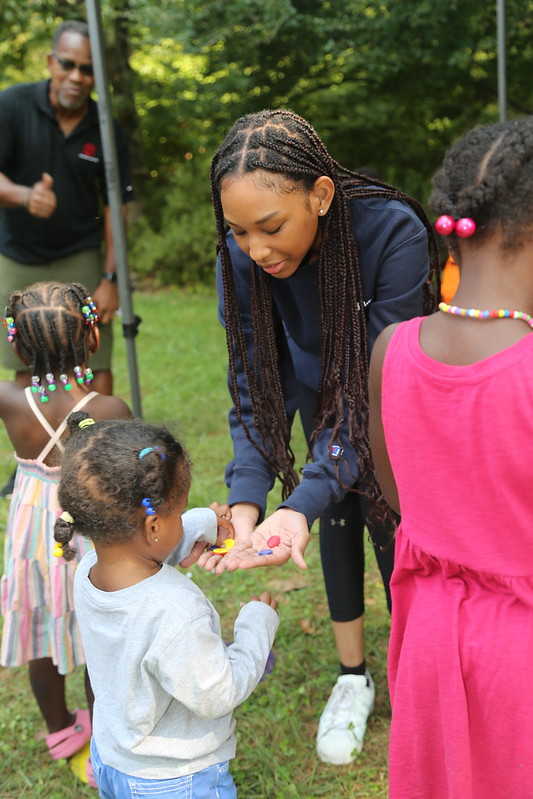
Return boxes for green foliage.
[129,0,533,222]
[1,0,533,283]
[128,155,216,287]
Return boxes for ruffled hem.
[0,608,86,675]
[392,527,533,608]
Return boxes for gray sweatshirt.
[74,509,279,779]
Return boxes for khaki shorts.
[0,249,112,373]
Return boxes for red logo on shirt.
[82,142,97,157]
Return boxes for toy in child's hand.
[211,538,235,554]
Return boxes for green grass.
[0,287,390,798]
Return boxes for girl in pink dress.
[0,281,131,781]
[369,118,533,798]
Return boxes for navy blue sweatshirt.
[217,194,430,528]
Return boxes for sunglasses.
[52,53,94,78]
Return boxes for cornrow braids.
[5,281,95,382]
[211,109,439,509]
[429,117,533,252]
[55,412,191,552]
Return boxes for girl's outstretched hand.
[207,508,310,574]
[198,502,257,572]
[178,502,234,569]
[209,501,235,545]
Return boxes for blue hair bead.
[142,497,156,515]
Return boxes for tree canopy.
[1,0,531,283]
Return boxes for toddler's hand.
[246,591,277,611]
[209,501,234,545]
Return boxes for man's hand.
[27,172,56,218]
[92,279,119,324]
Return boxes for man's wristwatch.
[102,272,117,283]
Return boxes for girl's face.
[220,171,333,279]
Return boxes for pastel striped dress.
[1,389,96,675]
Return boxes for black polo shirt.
[0,80,133,263]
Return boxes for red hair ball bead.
[434,215,455,236]
[455,218,476,238]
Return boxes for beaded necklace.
[438,302,533,330]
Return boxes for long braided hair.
[5,281,95,381]
[211,109,440,507]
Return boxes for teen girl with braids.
[0,281,130,783]
[369,118,533,798]
[53,413,278,798]
[205,109,439,764]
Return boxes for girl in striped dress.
[0,281,130,770]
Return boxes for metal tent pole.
[497,0,507,122]
[85,0,143,416]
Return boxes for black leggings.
[297,383,394,622]
[319,492,394,620]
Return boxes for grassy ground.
[0,287,390,798]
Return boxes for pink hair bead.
[455,217,476,238]
[434,215,455,236]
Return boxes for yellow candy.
[212,547,228,554]
[223,538,235,549]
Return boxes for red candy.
[267,535,280,548]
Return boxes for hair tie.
[138,446,166,461]
[435,215,476,238]
[53,543,64,558]
[78,418,96,429]
[142,497,156,515]
[60,510,75,524]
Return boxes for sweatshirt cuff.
[227,468,272,522]
[166,507,217,566]
[278,477,334,529]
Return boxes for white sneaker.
[316,671,375,764]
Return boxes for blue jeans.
[90,739,238,798]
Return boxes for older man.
[0,19,133,395]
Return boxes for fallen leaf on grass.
[298,618,316,634]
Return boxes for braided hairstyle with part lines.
[53,411,191,561]
[5,281,95,382]
[429,117,533,255]
[211,109,440,512]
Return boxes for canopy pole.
[497,0,507,122]
[85,0,143,416]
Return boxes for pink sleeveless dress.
[382,317,533,799]
[1,389,97,675]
